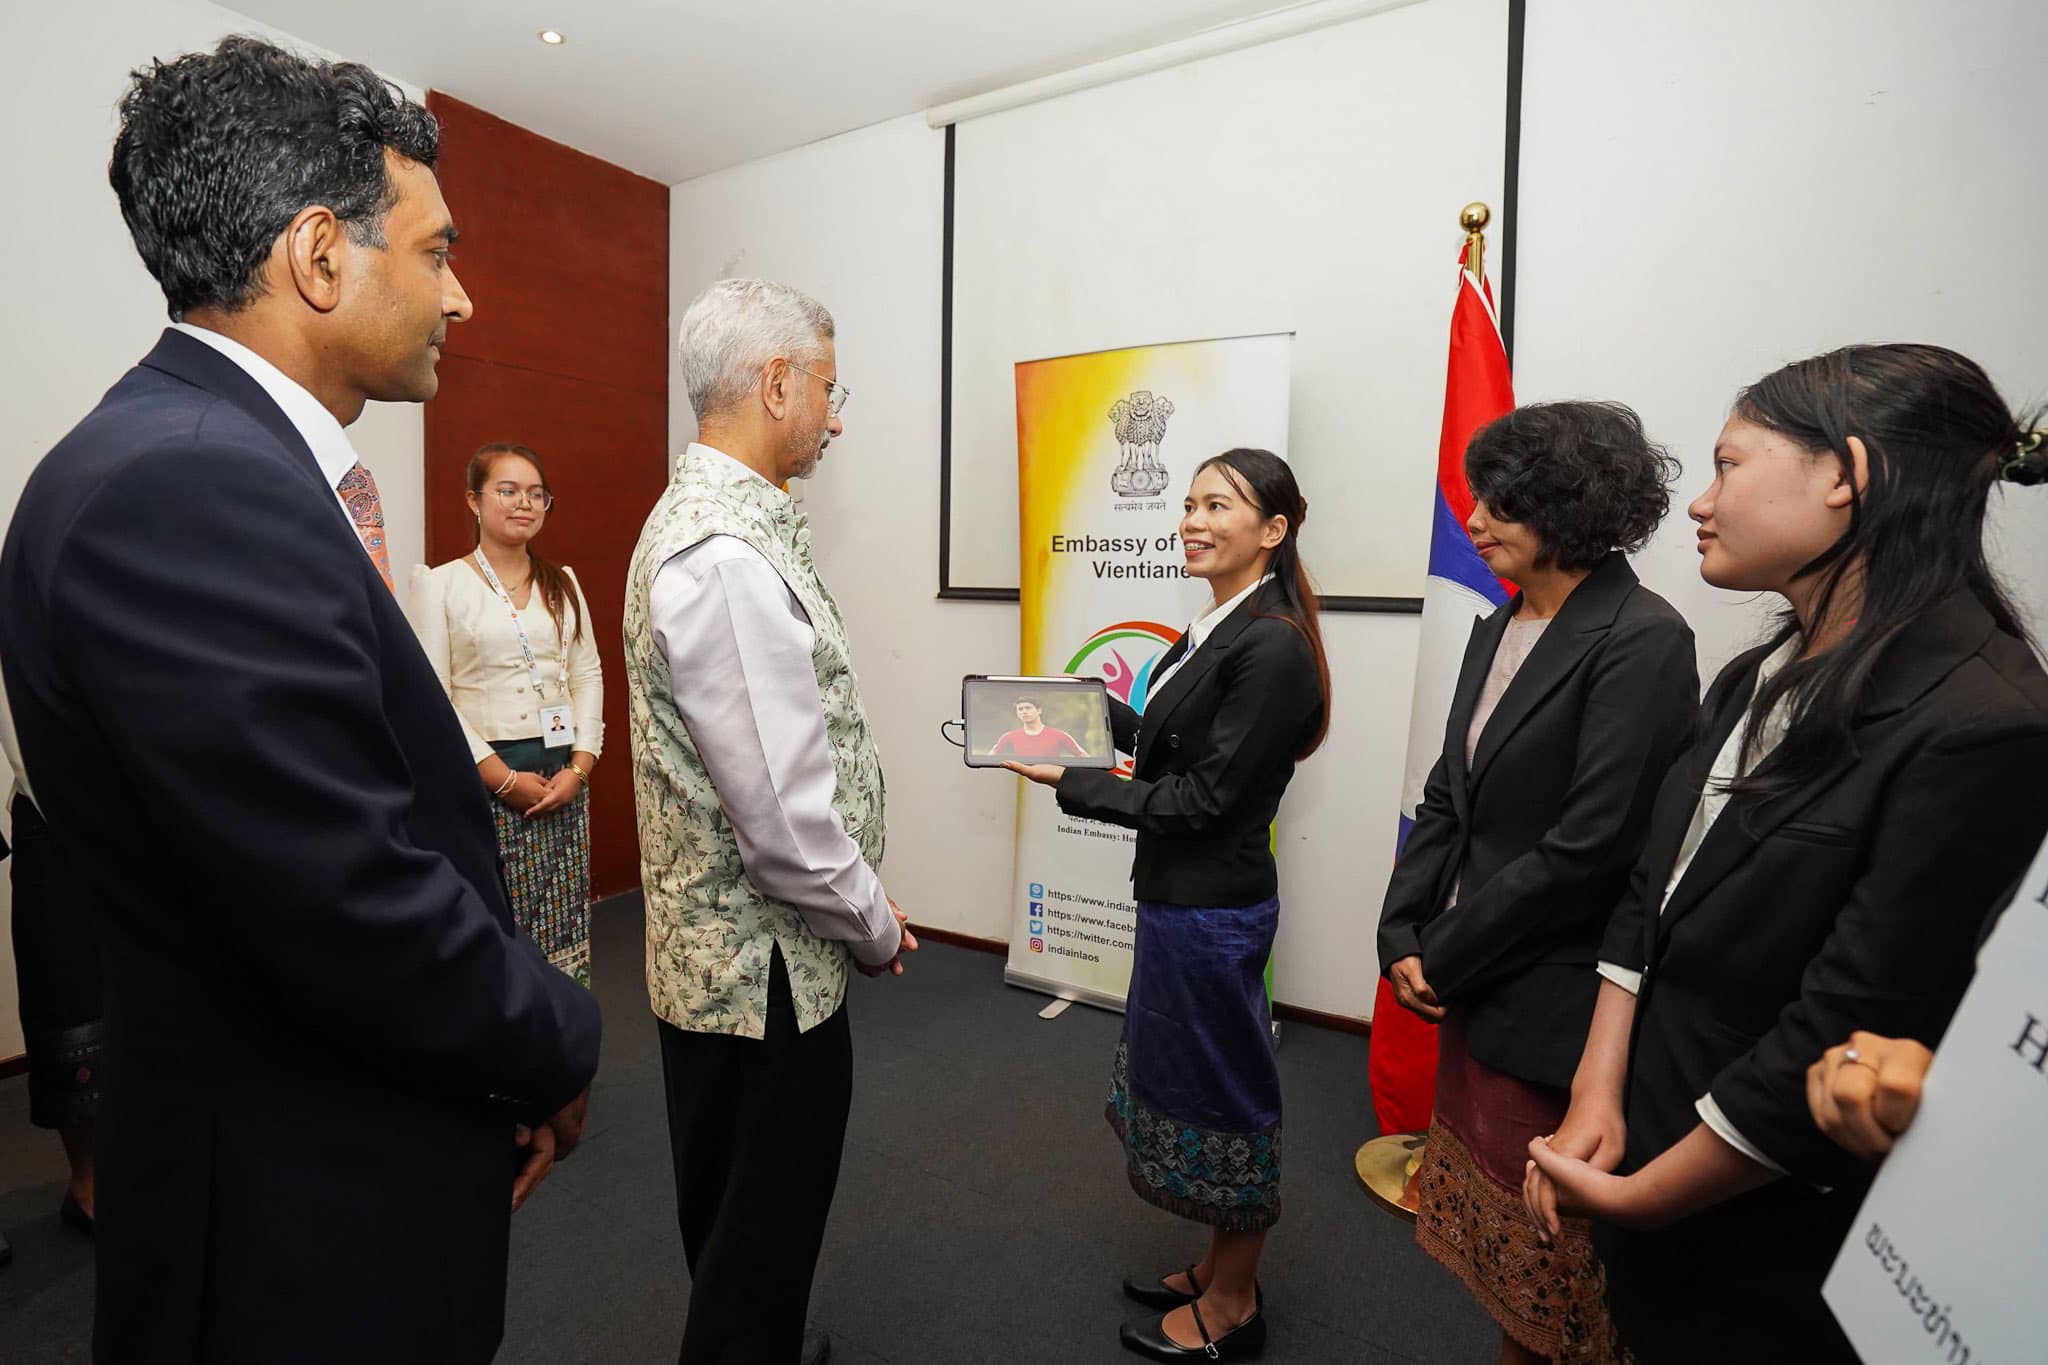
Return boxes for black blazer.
[0,331,602,1364]
[1377,554,1698,1088]
[1056,582,1322,905]
[1595,590,2048,1360]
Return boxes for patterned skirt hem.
[1414,1119,1621,1364]
[1104,1100,1282,1232]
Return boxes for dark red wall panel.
[424,92,669,899]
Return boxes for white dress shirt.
[406,560,605,764]
[171,322,363,529]
[1598,634,1803,1173]
[647,484,899,966]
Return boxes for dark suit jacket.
[1376,554,1698,1088]
[1056,582,1323,905]
[1595,590,2048,1360]
[0,331,601,1364]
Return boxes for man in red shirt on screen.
[991,697,1090,759]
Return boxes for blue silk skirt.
[1106,896,1282,1230]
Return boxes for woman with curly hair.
[1377,401,1697,1363]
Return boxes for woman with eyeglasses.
[406,442,605,984]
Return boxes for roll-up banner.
[1005,334,1293,1008]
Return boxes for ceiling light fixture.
[538,29,566,45]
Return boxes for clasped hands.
[1519,1097,1635,1243]
[854,899,920,979]
[1517,1032,1929,1242]
[1386,955,1445,1023]
[512,1086,591,1213]
[496,768,583,819]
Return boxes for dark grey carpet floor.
[0,895,1491,1363]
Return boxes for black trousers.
[658,948,853,1365]
[9,793,106,1129]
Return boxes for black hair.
[109,35,440,318]
[1014,696,1043,709]
[1193,448,1331,758]
[1464,401,1681,572]
[1726,343,2044,802]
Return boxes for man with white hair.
[625,279,915,1365]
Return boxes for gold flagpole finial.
[1459,202,1491,283]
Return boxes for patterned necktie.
[336,461,395,593]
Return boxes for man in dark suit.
[0,38,600,1363]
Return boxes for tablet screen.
[961,676,1116,768]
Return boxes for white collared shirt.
[1598,634,1804,1174]
[1151,572,1276,695]
[171,322,362,529]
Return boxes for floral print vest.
[624,446,887,1037]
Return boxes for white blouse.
[406,558,605,764]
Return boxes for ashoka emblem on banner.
[1109,390,1175,497]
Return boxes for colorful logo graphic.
[1065,620,1183,717]
[1029,883,1044,898]
[1030,937,1045,953]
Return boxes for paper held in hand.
[1821,834,2048,1364]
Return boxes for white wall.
[672,0,2048,1024]
[0,2,427,1057]
[1515,0,2048,676]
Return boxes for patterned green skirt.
[489,738,591,986]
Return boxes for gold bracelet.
[567,761,591,785]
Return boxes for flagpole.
[1459,201,1490,281]
[1354,201,1503,1223]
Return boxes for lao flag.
[1367,263,1515,1137]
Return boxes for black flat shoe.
[1122,1265,1200,1310]
[1119,1302,1267,1361]
[59,1192,93,1238]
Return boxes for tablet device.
[961,676,1115,768]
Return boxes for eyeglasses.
[488,485,554,510]
[785,360,851,416]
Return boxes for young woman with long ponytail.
[1007,448,1329,1362]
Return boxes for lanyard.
[472,551,561,702]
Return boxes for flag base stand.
[1354,1132,1427,1223]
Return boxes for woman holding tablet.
[1524,345,2048,1361]
[1007,447,1329,1362]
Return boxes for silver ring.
[1842,1047,1875,1069]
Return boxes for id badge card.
[540,704,575,749]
